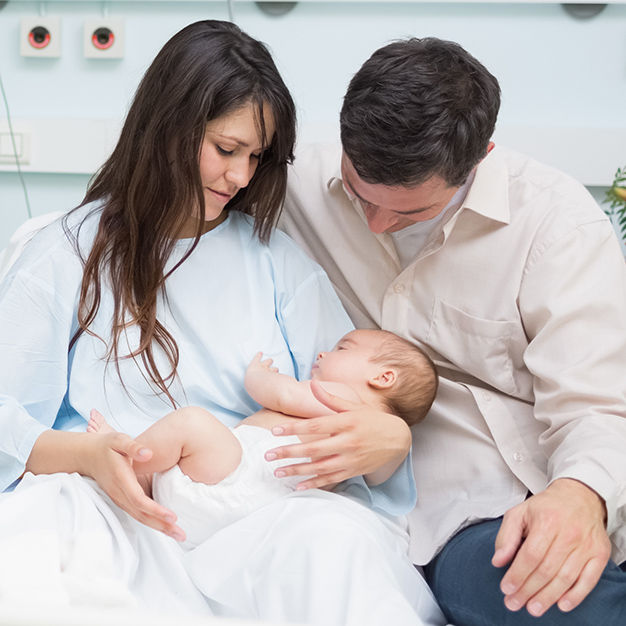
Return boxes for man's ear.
[369,369,397,390]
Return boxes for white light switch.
[0,131,31,164]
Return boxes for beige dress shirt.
[281,142,626,565]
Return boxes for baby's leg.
[133,407,242,486]
[87,409,115,434]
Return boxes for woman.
[0,20,444,626]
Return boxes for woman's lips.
[208,188,232,203]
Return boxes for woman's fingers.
[310,380,364,412]
[103,430,152,463]
[270,415,346,441]
[89,432,185,540]
[114,483,186,541]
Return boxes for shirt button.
[482,392,492,401]
[513,452,523,462]
[394,284,404,293]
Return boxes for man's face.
[340,152,460,234]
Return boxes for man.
[279,37,626,624]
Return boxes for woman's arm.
[0,221,184,540]
[265,381,412,488]
[24,428,185,539]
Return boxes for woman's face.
[190,103,275,235]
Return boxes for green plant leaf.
[604,166,626,244]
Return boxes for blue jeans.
[423,518,626,626]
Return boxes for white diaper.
[152,425,306,549]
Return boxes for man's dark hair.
[340,37,501,188]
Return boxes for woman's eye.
[216,146,233,156]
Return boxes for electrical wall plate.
[0,128,31,165]
[84,18,125,59]
[20,16,61,58]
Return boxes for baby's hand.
[248,352,279,373]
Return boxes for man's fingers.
[493,507,526,568]
[502,537,568,612]
[557,556,607,612]
[500,526,557,598]
[515,548,592,617]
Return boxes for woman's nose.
[225,157,253,189]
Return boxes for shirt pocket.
[427,298,517,395]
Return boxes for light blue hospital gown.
[0,206,444,626]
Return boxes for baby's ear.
[369,369,397,390]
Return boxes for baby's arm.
[245,353,361,418]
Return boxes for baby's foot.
[87,409,115,434]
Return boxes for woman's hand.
[264,380,412,489]
[86,431,186,541]
[25,427,186,541]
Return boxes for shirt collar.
[327,160,342,190]
[461,146,511,225]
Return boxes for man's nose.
[365,207,394,234]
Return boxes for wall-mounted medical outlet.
[84,19,124,59]
[20,17,61,58]
[0,129,31,165]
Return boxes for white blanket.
[0,473,447,626]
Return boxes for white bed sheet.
[0,472,449,626]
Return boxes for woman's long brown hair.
[64,20,296,406]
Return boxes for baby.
[88,329,438,548]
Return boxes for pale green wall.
[1,1,625,251]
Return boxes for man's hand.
[264,380,412,489]
[493,478,611,617]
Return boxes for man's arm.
[493,217,626,616]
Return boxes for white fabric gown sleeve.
[0,225,82,490]
[271,230,417,515]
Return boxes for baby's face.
[311,330,385,385]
